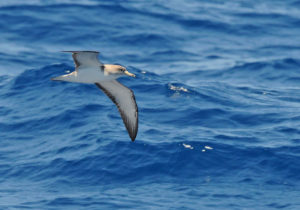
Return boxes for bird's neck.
[103,64,121,78]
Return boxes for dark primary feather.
[72,53,80,68]
[95,81,138,141]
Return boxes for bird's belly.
[76,71,113,84]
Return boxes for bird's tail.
[51,71,74,82]
[51,75,64,81]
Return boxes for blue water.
[1,0,300,209]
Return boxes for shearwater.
[52,51,138,141]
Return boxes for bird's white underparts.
[52,51,138,141]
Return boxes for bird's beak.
[124,70,136,77]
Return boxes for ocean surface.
[0,0,300,209]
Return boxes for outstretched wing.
[95,80,138,141]
[62,51,103,70]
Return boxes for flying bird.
[52,51,138,141]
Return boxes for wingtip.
[130,133,137,142]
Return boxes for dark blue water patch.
[177,18,233,32]
[292,0,300,6]
[205,55,222,60]
[275,126,300,136]
[260,44,300,51]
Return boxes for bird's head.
[117,65,136,77]
[105,64,136,78]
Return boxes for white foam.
[183,143,193,149]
